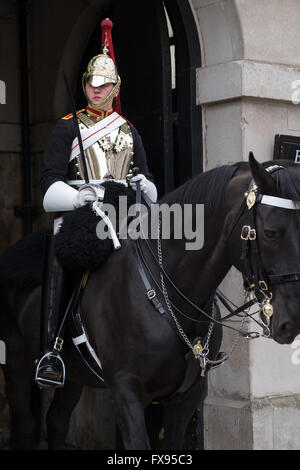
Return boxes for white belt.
[67,179,128,187]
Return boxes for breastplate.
[74,112,134,181]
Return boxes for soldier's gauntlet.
[43,181,79,212]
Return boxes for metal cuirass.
[74,112,134,182]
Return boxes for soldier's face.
[85,82,115,109]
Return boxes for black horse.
[1,154,300,450]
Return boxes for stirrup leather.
[35,351,66,388]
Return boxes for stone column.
[192,0,300,449]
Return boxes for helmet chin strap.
[82,77,121,111]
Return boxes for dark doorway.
[77,0,202,197]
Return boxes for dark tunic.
[40,113,153,195]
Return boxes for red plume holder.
[101,18,121,113]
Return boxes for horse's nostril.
[278,322,295,342]
[281,322,293,334]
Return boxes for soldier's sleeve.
[131,126,154,182]
[40,118,76,195]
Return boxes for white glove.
[74,184,101,208]
[43,181,102,212]
[128,173,158,202]
[128,174,148,192]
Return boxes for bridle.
[132,163,300,350]
[227,164,300,331]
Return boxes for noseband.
[233,164,300,329]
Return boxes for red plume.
[101,18,121,114]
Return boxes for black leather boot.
[35,234,71,389]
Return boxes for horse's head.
[241,153,300,344]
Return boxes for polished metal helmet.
[83,53,119,87]
[82,19,121,110]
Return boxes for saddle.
[54,181,136,273]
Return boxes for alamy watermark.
[95,198,204,250]
[290,339,300,365]
[0,80,5,104]
[292,80,300,105]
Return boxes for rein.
[132,182,262,377]
[133,163,300,354]
[133,181,264,343]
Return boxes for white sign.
[0,80,5,104]
[0,340,6,364]
[295,149,300,164]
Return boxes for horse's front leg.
[110,378,151,450]
[162,375,208,450]
[46,380,83,449]
[3,361,41,450]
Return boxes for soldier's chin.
[91,98,102,105]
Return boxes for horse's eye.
[264,229,277,240]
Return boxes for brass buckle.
[241,225,250,240]
[53,337,64,353]
[241,225,256,241]
[249,228,256,240]
[147,289,156,300]
[259,280,268,291]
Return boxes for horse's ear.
[248,152,275,193]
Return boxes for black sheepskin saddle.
[54,181,136,272]
[0,182,136,288]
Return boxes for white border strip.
[261,195,300,210]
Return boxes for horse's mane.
[159,159,300,214]
[159,163,242,214]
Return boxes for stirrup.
[35,352,66,389]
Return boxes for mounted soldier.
[35,18,157,388]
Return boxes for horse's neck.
[155,212,231,308]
